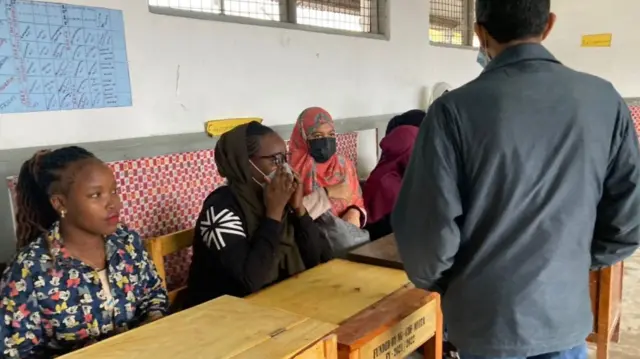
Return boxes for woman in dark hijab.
[186,121,332,307]
[385,109,426,135]
[363,125,419,240]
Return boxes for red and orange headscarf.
[289,107,365,218]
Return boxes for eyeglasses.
[257,152,288,165]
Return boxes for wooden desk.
[349,234,624,359]
[61,296,338,359]
[249,259,442,359]
[348,235,403,270]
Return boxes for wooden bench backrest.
[144,228,195,304]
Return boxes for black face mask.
[308,137,337,163]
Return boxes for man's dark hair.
[476,0,551,44]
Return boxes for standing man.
[392,1,640,358]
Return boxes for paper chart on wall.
[0,0,132,114]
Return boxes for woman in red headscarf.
[363,125,419,240]
[289,107,366,227]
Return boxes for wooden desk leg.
[324,335,339,359]
[595,268,613,359]
[611,261,623,344]
[596,339,609,359]
[423,295,443,359]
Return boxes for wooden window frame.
[429,0,476,48]
[149,0,390,40]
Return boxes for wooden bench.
[248,259,442,359]
[4,131,362,294]
[144,228,194,307]
[348,234,624,359]
[60,295,338,359]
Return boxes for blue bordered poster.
[0,0,132,113]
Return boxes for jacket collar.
[483,43,560,73]
[46,221,126,268]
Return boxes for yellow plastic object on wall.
[581,34,612,47]
[205,118,263,137]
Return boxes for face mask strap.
[484,41,491,61]
[252,177,263,187]
[481,26,491,61]
[475,25,492,69]
[249,160,268,186]
[249,160,266,177]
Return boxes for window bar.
[367,0,378,34]
[376,0,387,37]
[285,0,297,23]
[464,0,475,46]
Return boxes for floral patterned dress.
[0,222,169,358]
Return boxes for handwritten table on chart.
[0,0,132,114]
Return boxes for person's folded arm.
[196,192,282,295]
[217,217,281,293]
[347,160,368,226]
[592,96,640,269]
[392,99,463,294]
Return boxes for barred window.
[429,0,479,47]
[149,0,387,37]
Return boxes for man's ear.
[542,13,557,40]
[474,22,484,45]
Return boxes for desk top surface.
[248,259,409,325]
[348,235,403,269]
[60,296,336,359]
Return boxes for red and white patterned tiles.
[5,133,359,291]
[108,150,223,290]
[631,106,640,136]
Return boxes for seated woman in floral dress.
[0,146,168,358]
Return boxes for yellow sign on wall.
[205,118,263,137]
[581,33,612,47]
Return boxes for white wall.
[0,0,482,152]
[545,0,640,97]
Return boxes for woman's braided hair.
[15,146,96,249]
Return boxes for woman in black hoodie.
[186,121,332,307]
